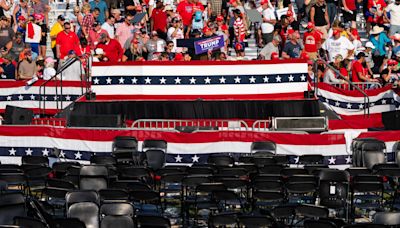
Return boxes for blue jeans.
[327,3,337,25]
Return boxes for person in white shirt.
[25,16,41,56]
[384,0,400,35]
[258,0,276,46]
[102,15,116,38]
[322,28,354,62]
[167,17,184,53]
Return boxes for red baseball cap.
[287,29,295,35]
[307,22,314,29]
[216,15,224,22]
[203,26,211,34]
[391,34,400,41]
[261,0,269,5]
[18,15,26,21]
[287,10,293,17]
[229,0,237,4]
[388,59,398,66]
[131,39,139,44]
[271,52,279,60]
[333,29,341,36]
[175,53,183,61]
[300,52,309,60]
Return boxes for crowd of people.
[0,0,397,86]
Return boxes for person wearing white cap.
[365,41,376,73]
[369,25,391,72]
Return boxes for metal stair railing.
[38,54,91,116]
[315,59,370,117]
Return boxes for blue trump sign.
[194,35,225,55]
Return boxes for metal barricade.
[329,82,382,91]
[131,119,249,132]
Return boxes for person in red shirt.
[96,33,123,62]
[177,0,204,30]
[342,0,357,28]
[366,0,386,26]
[151,0,168,39]
[352,52,379,83]
[303,22,322,60]
[55,22,81,60]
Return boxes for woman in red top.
[366,0,387,26]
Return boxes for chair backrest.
[67,202,99,228]
[100,203,134,217]
[250,141,276,154]
[238,215,275,227]
[99,189,129,203]
[142,139,167,152]
[207,154,234,166]
[101,215,134,228]
[374,212,400,225]
[80,165,108,176]
[65,190,100,208]
[52,218,86,228]
[14,216,47,228]
[145,149,166,170]
[304,219,338,228]
[363,151,386,170]
[21,156,49,167]
[113,136,138,150]
[136,215,171,228]
[0,193,26,225]
[90,155,117,166]
[318,170,349,209]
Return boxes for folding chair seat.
[157,165,187,176]
[251,174,281,182]
[295,204,329,218]
[252,157,276,167]
[238,155,254,164]
[251,141,277,155]
[0,172,26,192]
[136,215,171,228]
[258,164,285,174]
[285,175,318,204]
[43,179,76,214]
[13,216,47,228]
[252,190,285,211]
[281,168,309,177]
[90,155,117,166]
[0,193,26,225]
[79,165,108,191]
[208,154,235,167]
[130,189,162,215]
[304,164,329,174]
[252,180,283,191]
[273,155,289,165]
[346,167,371,177]
[187,166,214,175]
[236,164,258,175]
[215,167,248,177]
[304,218,338,228]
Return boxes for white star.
[192,154,200,163]
[294,156,300,164]
[53,95,58,101]
[346,103,352,109]
[275,76,282,82]
[370,102,375,107]
[204,77,211,84]
[288,75,294,82]
[358,104,364,109]
[174,77,181,84]
[93,78,100,84]
[263,76,269,83]
[325,98,329,103]
[219,77,226,84]
[144,77,152,84]
[345,156,352,164]
[8,148,16,156]
[118,77,125,84]
[6,96,11,101]
[300,74,306,81]
[249,76,256,83]
[74,151,82,160]
[106,77,112,84]
[59,150,65,158]
[159,77,167,84]
[234,76,241,83]
[25,148,33,156]
[328,156,336,164]
[382,99,387,104]
[335,101,340,107]
[30,94,35,100]
[189,77,197,84]
[42,96,47,101]
[18,94,23,100]
[65,95,71,101]
[42,148,49,157]
[131,77,138,84]
[175,154,183,162]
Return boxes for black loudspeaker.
[4,105,33,125]
[382,110,400,130]
[67,114,123,128]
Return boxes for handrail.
[38,55,91,116]
[316,59,370,117]
[329,82,382,90]
[131,119,249,132]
